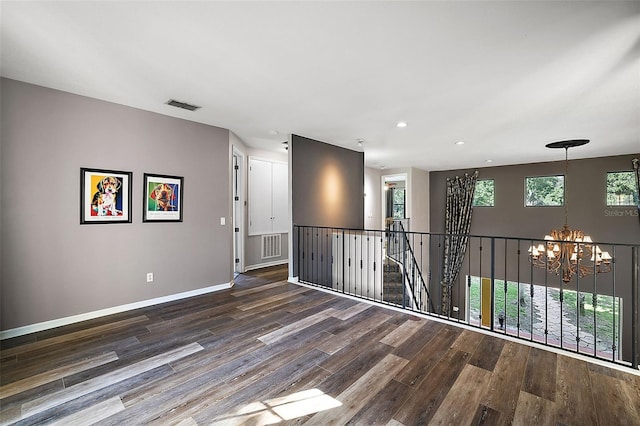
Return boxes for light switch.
[220,217,226,225]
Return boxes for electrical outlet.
[452,306,459,312]
[146,272,154,283]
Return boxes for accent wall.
[1,78,233,332]
[291,134,364,229]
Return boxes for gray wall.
[291,134,364,229]
[430,154,640,244]
[1,78,232,330]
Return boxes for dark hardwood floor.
[1,265,639,425]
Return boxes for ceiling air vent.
[166,99,201,111]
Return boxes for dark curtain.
[385,188,394,220]
[442,171,478,314]
[633,158,639,224]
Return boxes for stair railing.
[388,220,435,313]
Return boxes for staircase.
[383,259,405,305]
[383,220,434,312]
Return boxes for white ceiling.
[2,1,639,171]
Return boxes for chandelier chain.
[564,147,569,226]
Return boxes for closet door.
[271,162,289,233]
[248,158,273,235]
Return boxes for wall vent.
[261,234,282,259]
[166,99,201,111]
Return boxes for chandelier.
[528,140,612,283]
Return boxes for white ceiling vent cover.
[166,99,201,111]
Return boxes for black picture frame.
[143,173,184,222]
[80,167,133,224]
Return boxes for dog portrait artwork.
[143,174,183,222]
[81,168,131,224]
[150,183,177,211]
[91,176,123,216]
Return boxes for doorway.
[381,173,409,229]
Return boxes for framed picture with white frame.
[143,173,184,222]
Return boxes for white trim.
[245,259,288,272]
[288,277,640,376]
[232,146,245,275]
[0,283,231,340]
[248,155,288,166]
[287,134,294,292]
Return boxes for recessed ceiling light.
[269,129,280,136]
[486,159,493,163]
[396,121,408,128]
[455,141,465,145]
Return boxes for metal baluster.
[379,232,384,302]
[319,228,324,286]
[490,238,495,332]
[516,241,533,337]
[420,234,425,312]
[293,225,301,279]
[467,236,472,324]
[593,250,598,358]
[402,229,407,309]
[341,230,345,293]
[612,245,616,361]
[560,280,564,351]
[576,260,581,354]
[530,274,534,342]
[358,232,362,297]
[544,246,549,346]
[479,237,483,327]
[502,239,508,333]
[366,234,370,299]
[632,245,638,369]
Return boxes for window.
[525,175,564,206]
[473,179,494,207]
[606,171,638,206]
[466,275,622,359]
[392,188,405,219]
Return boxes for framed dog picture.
[80,168,133,224]
[143,173,184,222]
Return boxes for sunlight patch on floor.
[212,388,342,425]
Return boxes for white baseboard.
[244,259,288,272]
[0,282,231,340]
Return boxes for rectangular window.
[525,175,564,206]
[606,171,638,206]
[473,179,495,207]
[392,188,405,219]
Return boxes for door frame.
[232,146,245,274]
[381,173,409,228]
